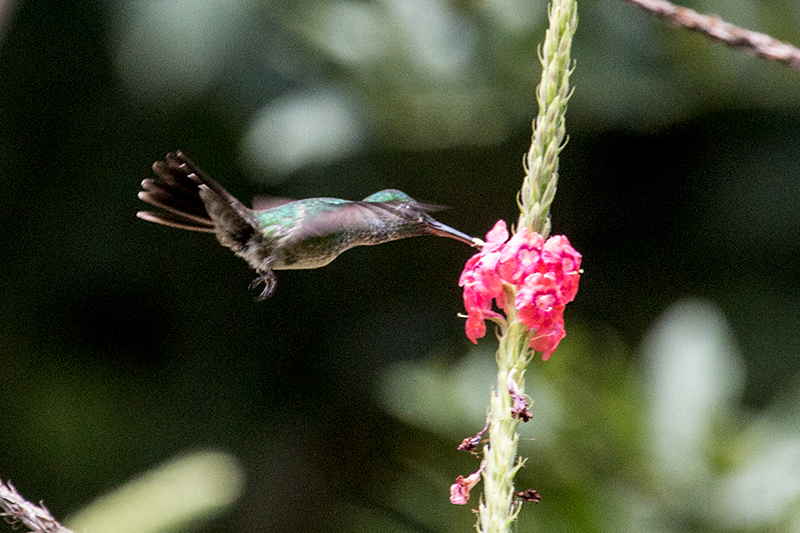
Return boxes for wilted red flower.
[449,468,483,505]
[459,220,581,360]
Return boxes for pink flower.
[528,316,565,361]
[483,219,509,252]
[516,272,559,315]
[459,223,510,344]
[465,307,487,343]
[542,235,581,302]
[498,228,544,284]
[459,220,581,359]
[449,468,483,505]
[543,235,581,274]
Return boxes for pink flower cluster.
[459,220,581,360]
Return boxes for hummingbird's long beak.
[426,219,478,246]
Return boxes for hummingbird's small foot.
[250,269,277,300]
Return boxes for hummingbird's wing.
[285,200,395,243]
[251,196,296,211]
[287,199,474,247]
[405,200,447,213]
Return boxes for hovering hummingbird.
[137,151,478,298]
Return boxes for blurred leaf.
[242,87,364,179]
[640,298,745,487]
[66,450,244,533]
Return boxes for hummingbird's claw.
[250,269,277,300]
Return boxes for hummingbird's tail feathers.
[173,151,257,229]
[137,153,216,232]
[137,152,261,246]
[166,152,263,252]
[136,210,214,232]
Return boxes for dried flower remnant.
[515,489,541,503]
[449,465,484,505]
[508,371,533,422]
[458,418,491,454]
[459,220,581,360]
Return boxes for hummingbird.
[137,151,478,298]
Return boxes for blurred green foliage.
[2,0,800,531]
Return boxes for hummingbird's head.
[367,189,476,246]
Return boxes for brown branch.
[619,0,800,70]
[0,480,72,533]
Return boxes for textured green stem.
[478,0,577,531]
[478,316,528,533]
[518,0,578,238]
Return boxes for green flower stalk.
[519,0,577,239]
[453,0,578,531]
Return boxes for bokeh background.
[3,0,800,531]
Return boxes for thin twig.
[620,0,800,70]
[0,480,72,533]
